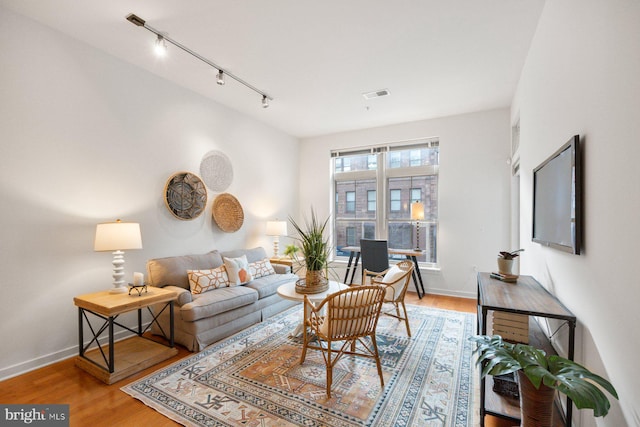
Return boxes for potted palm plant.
[471,335,618,427]
[289,209,331,294]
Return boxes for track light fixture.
[154,34,167,56]
[126,13,272,108]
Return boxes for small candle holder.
[128,283,148,296]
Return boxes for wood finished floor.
[0,292,511,427]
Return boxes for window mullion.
[376,152,386,239]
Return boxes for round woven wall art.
[212,193,244,232]
[200,150,233,192]
[164,172,207,220]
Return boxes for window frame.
[331,139,439,267]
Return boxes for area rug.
[122,304,477,426]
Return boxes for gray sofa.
[146,247,298,351]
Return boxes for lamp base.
[110,250,128,294]
[110,285,129,294]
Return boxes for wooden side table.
[74,287,177,384]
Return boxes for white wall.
[0,8,299,380]
[513,0,640,425]
[300,109,512,298]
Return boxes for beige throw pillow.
[187,266,229,294]
[249,258,276,279]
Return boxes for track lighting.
[154,35,167,57]
[126,13,272,108]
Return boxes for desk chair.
[364,260,414,336]
[360,239,389,284]
[300,285,386,398]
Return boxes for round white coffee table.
[277,280,349,337]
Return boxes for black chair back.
[360,239,389,276]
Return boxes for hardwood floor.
[0,292,511,427]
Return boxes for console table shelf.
[476,273,576,427]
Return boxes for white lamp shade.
[410,202,425,221]
[266,220,287,236]
[94,220,143,251]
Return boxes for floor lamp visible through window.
[410,202,424,251]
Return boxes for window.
[346,227,356,246]
[410,149,421,167]
[390,189,401,212]
[345,191,356,213]
[411,188,421,203]
[332,140,439,265]
[367,190,376,211]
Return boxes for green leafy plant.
[470,335,618,418]
[283,244,300,258]
[288,209,331,273]
[498,249,524,260]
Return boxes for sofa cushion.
[249,258,276,279]
[223,255,253,285]
[244,272,298,299]
[188,266,229,294]
[147,251,223,290]
[180,286,258,322]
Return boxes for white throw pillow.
[223,255,254,286]
[381,265,407,300]
[187,266,229,294]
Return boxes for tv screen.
[532,135,581,254]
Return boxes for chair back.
[322,286,385,340]
[374,260,414,301]
[360,239,389,276]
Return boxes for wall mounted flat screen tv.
[532,135,581,254]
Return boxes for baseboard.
[406,288,476,300]
[0,323,150,382]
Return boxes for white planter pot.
[497,258,514,275]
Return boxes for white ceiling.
[0,0,545,138]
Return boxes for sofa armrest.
[272,264,291,274]
[162,285,192,306]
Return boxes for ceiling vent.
[362,89,390,100]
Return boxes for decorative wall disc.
[200,150,233,192]
[212,193,244,232]
[164,172,207,220]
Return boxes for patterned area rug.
[122,304,477,426]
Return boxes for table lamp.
[94,220,143,293]
[410,202,425,251]
[266,220,287,258]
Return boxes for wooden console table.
[74,287,177,384]
[477,273,576,427]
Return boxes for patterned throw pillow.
[223,255,254,286]
[187,266,229,294]
[249,258,276,279]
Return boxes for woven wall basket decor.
[200,150,233,192]
[164,172,207,220]
[212,193,244,232]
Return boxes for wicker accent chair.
[300,285,386,398]
[362,260,414,337]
